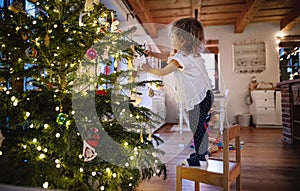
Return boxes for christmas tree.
[0,0,166,190]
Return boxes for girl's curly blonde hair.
[168,17,205,55]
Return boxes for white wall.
[205,23,280,123]
[153,22,300,124]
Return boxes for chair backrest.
[222,124,241,176]
[223,89,230,129]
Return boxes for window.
[204,40,219,92]
[279,35,300,81]
[280,47,300,81]
[0,0,13,8]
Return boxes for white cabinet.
[138,87,166,131]
[250,90,282,127]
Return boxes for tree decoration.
[95,89,108,96]
[84,128,101,148]
[25,47,37,57]
[85,47,98,61]
[20,29,28,41]
[111,20,120,32]
[82,127,101,162]
[82,140,97,162]
[148,88,154,98]
[8,1,24,13]
[139,124,144,143]
[56,113,68,125]
[104,65,110,75]
[44,33,50,47]
[0,130,5,147]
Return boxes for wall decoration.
[233,39,265,74]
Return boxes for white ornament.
[82,141,97,162]
[111,20,120,32]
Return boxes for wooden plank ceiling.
[124,0,300,38]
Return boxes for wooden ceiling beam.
[192,0,201,20]
[125,0,158,38]
[280,5,300,32]
[234,0,266,33]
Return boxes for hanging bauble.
[84,127,101,148]
[132,70,138,78]
[20,30,28,41]
[56,113,68,125]
[140,125,144,143]
[0,130,5,147]
[104,65,110,75]
[111,20,120,32]
[48,82,53,88]
[25,47,37,57]
[44,33,50,47]
[148,88,154,98]
[82,140,97,162]
[95,89,108,96]
[85,48,98,61]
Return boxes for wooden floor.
[136,124,300,191]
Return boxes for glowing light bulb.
[43,182,48,189]
[39,154,45,159]
[11,96,16,101]
[25,112,30,117]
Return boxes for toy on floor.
[215,141,244,151]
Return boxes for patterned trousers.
[188,90,213,156]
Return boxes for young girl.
[142,17,213,166]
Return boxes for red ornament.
[25,47,37,57]
[96,90,108,96]
[85,128,101,148]
[104,65,110,75]
[48,82,53,88]
[85,48,98,60]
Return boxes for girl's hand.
[144,50,153,57]
[142,64,151,72]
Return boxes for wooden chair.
[176,124,241,191]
